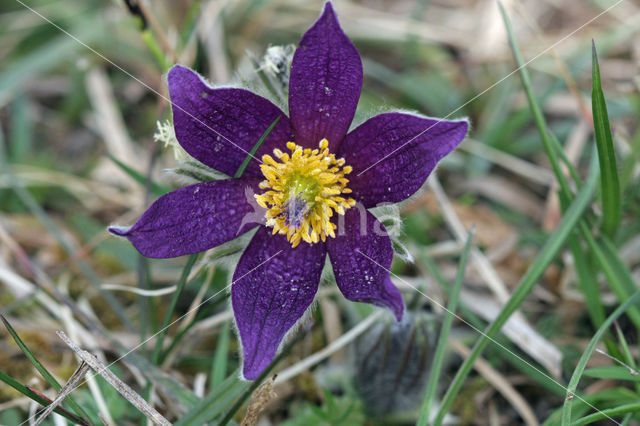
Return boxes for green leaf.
[591,41,621,237]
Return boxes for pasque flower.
[110,2,468,379]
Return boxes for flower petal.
[327,208,403,321]
[109,179,262,258]
[232,227,326,379]
[340,113,468,207]
[168,65,292,177]
[289,2,362,151]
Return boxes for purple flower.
[110,2,468,380]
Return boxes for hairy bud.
[354,312,439,416]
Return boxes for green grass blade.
[547,130,583,191]
[561,291,640,424]
[107,153,170,197]
[580,230,640,329]
[233,116,281,179]
[498,2,623,334]
[591,41,621,237]
[1,316,92,422]
[433,154,599,425]
[417,229,474,425]
[210,321,231,390]
[2,316,60,388]
[497,2,572,203]
[416,248,564,395]
[567,235,604,327]
[141,29,171,72]
[570,402,640,426]
[153,253,198,365]
[543,388,637,426]
[0,370,89,425]
[175,369,248,426]
[614,322,637,371]
[583,366,640,381]
[620,128,640,192]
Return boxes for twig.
[23,387,89,426]
[595,348,639,376]
[34,362,91,426]
[56,331,171,426]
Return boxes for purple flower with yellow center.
[110,2,468,380]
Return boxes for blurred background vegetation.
[1,0,640,424]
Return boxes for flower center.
[255,139,356,247]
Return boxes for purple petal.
[168,65,292,177]
[289,2,362,151]
[327,208,403,321]
[232,227,326,379]
[109,179,262,258]
[340,113,468,207]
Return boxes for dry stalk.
[34,362,91,426]
[56,331,171,426]
[241,376,277,426]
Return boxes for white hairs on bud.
[369,204,414,263]
[154,120,190,162]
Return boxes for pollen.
[255,139,356,247]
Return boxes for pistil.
[255,139,356,247]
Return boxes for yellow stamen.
[255,139,356,247]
